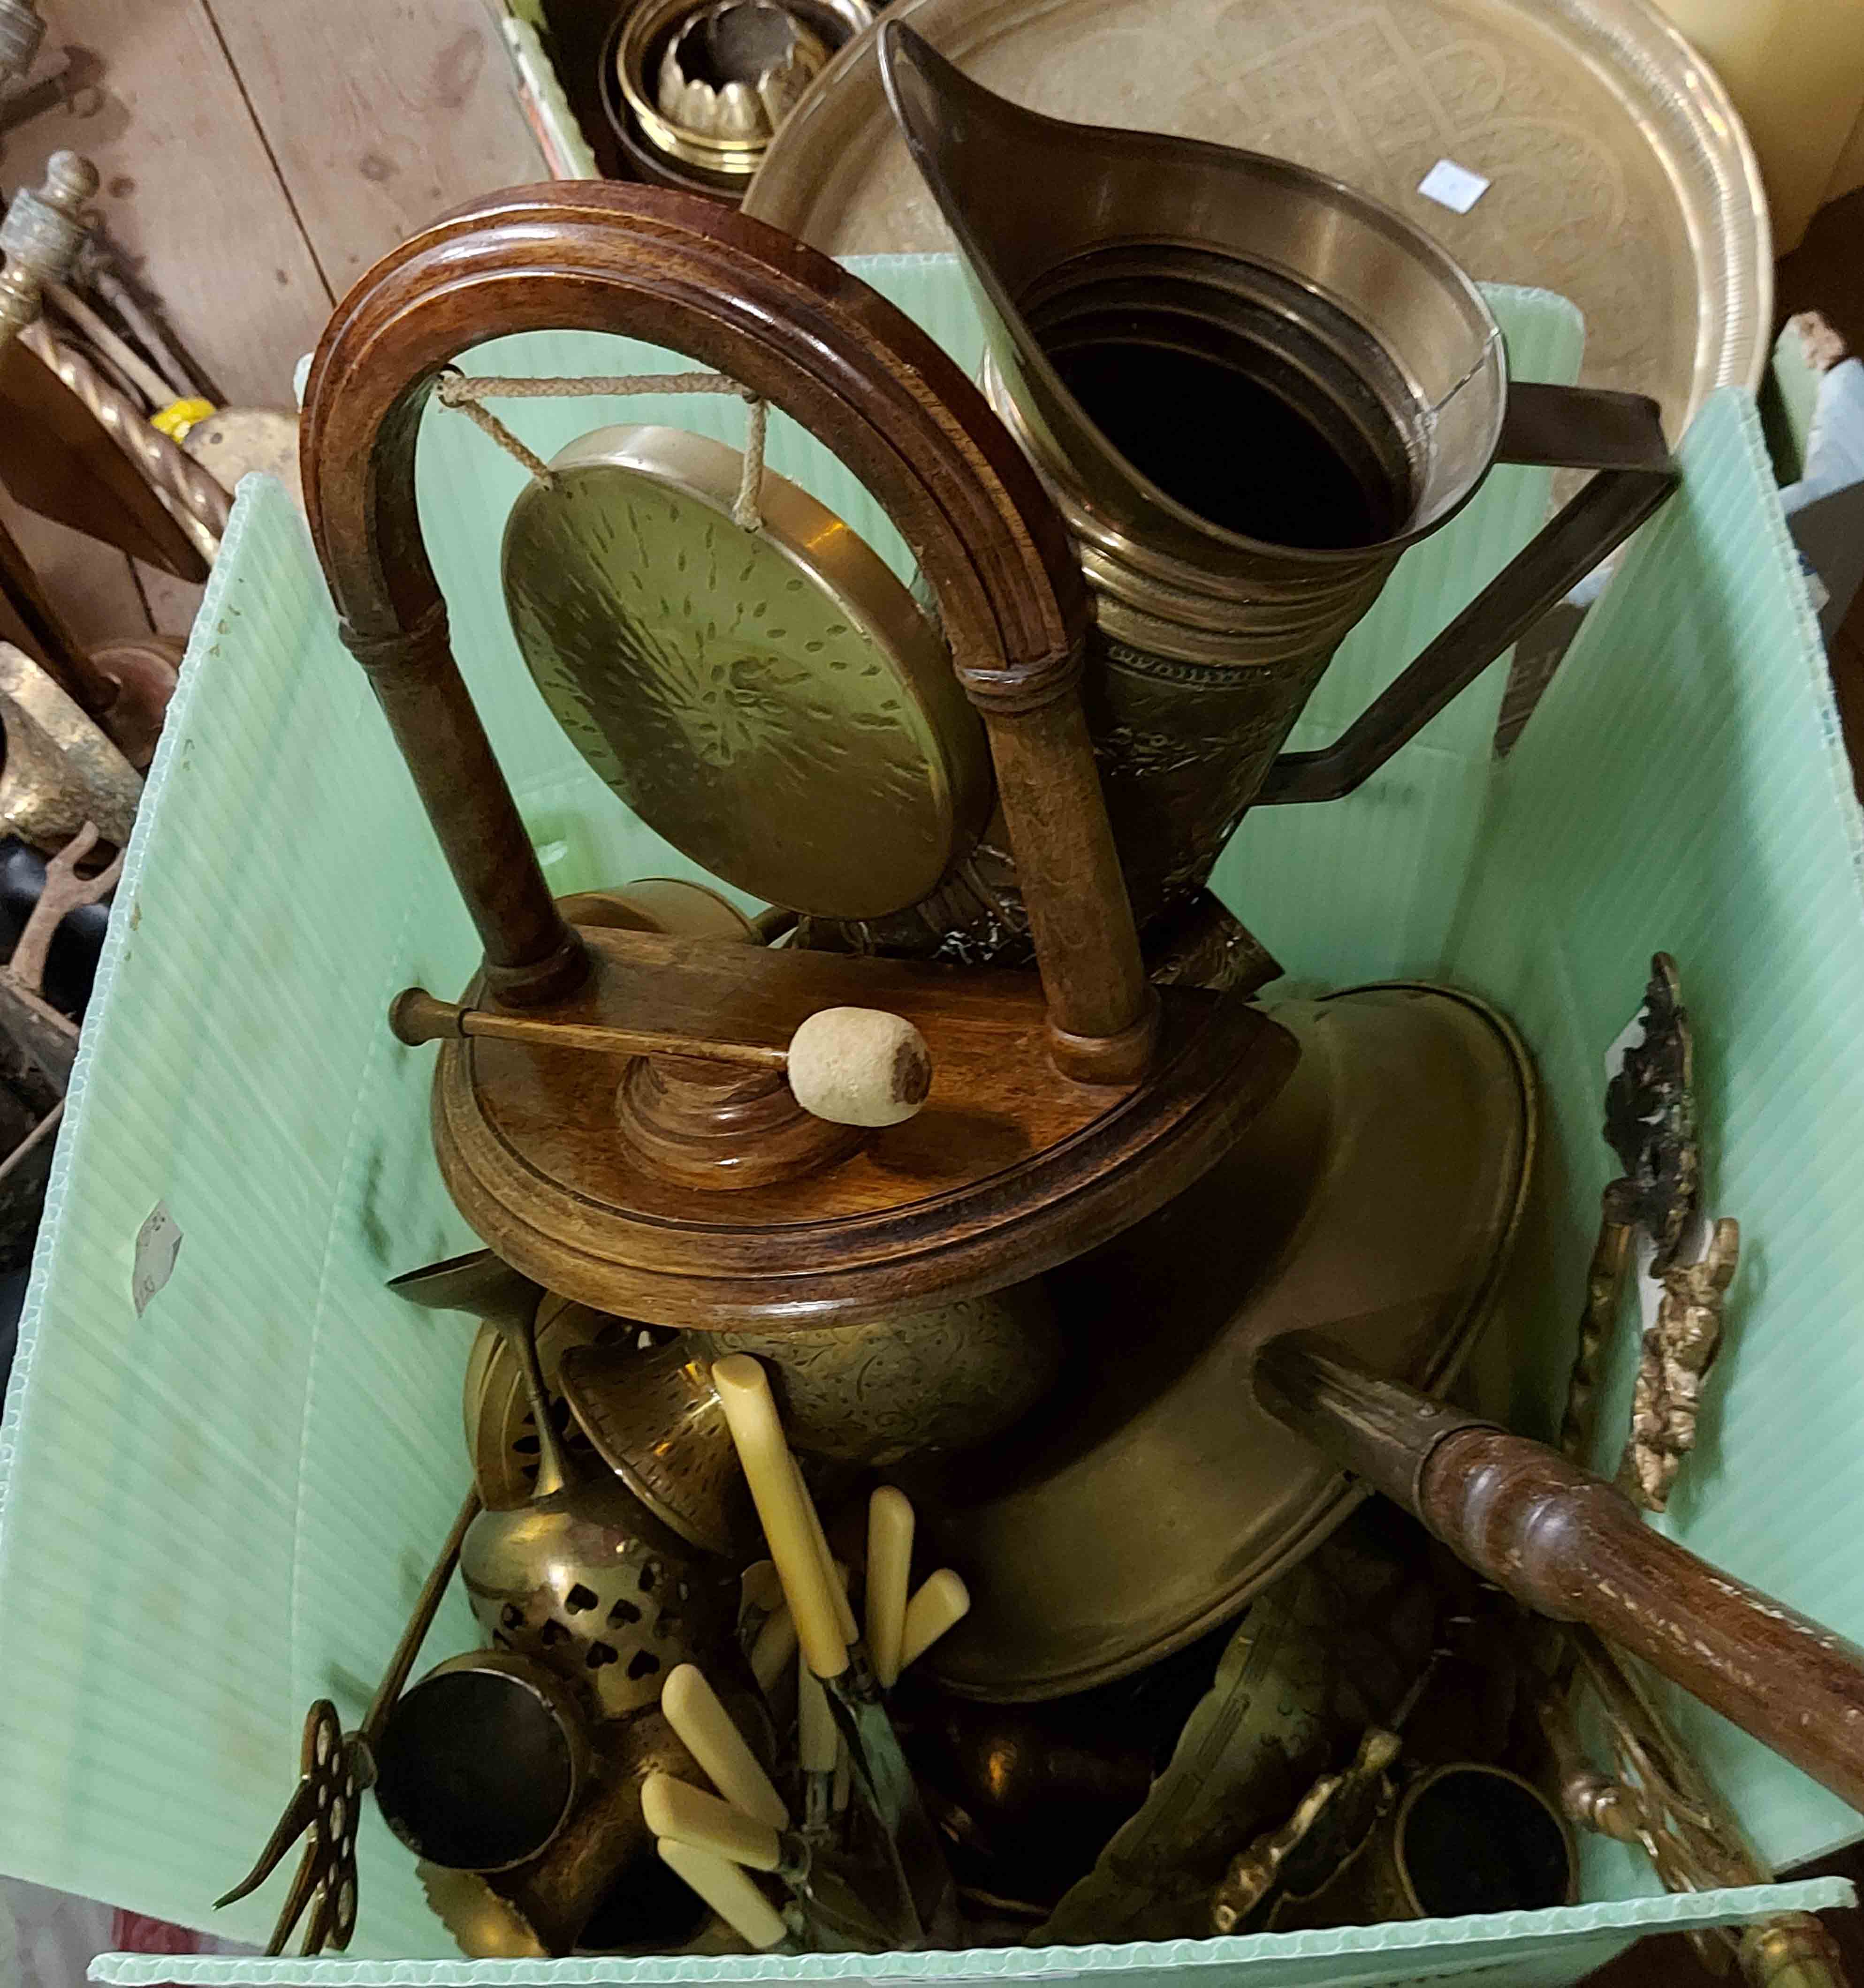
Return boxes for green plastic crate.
[0,260,1857,1984]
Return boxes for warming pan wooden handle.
[1256,1330,1864,1815]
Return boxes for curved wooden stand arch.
[301,180,1147,1068]
[299,183,1296,1326]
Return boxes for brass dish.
[910,983,1536,1701]
[502,423,989,921]
[558,877,757,943]
[656,3,829,150]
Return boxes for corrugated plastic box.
[0,259,1859,1984]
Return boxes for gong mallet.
[1255,1333,1864,1815]
[390,986,931,1129]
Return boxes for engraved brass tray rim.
[745,0,1771,434]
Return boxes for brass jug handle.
[300,182,1153,1078]
[1256,384,1676,806]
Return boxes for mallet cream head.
[784,1007,931,1127]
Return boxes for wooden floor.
[0,0,544,647]
[6,4,1864,1979]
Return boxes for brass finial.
[0,149,98,347]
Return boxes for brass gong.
[502,425,991,920]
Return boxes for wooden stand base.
[432,924,1298,1329]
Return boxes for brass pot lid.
[502,423,990,921]
[909,983,1536,1701]
[744,0,1770,439]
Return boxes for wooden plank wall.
[1,0,541,641]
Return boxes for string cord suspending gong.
[434,369,768,531]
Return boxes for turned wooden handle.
[301,181,1151,1069]
[390,985,783,1067]
[1256,1332,1864,1814]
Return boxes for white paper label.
[1418,158,1491,214]
[132,1202,183,1316]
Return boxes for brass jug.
[877,27,1677,940]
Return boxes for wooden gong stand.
[300,182,1295,1329]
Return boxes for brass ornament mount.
[300,181,1296,1328]
[1535,956,1821,1981]
[1560,953,1739,1510]
[1560,952,1698,1461]
[1210,1726,1402,1935]
[1541,1627,1850,1986]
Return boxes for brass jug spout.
[881,23,1676,941]
[879,22,1508,575]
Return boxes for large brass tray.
[744,0,1769,440]
[909,983,1536,1701]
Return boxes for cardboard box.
[1,261,1858,1983]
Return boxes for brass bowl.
[557,1281,1062,1550]
[711,1286,1060,1466]
[611,0,872,181]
